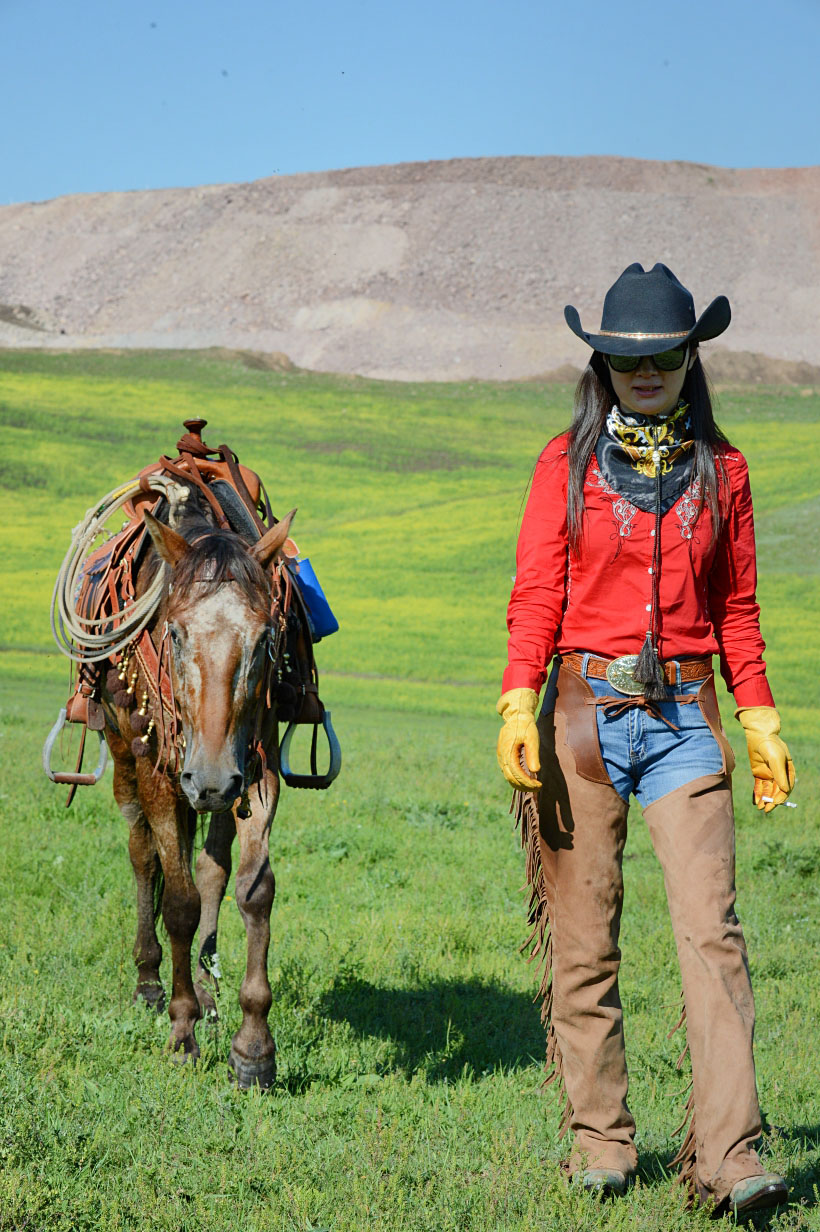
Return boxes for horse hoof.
[168,1036,200,1064]
[228,1049,276,1090]
[134,983,166,1014]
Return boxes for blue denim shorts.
[542,656,725,808]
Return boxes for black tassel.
[113,689,132,708]
[635,429,667,702]
[634,632,667,701]
[106,668,121,694]
[130,711,151,734]
[132,737,151,758]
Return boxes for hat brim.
[564,295,731,356]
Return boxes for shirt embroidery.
[592,464,703,550]
[592,463,638,557]
[675,478,702,540]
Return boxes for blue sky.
[3,0,819,204]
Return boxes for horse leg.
[128,816,165,1010]
[229,770,279,1089]
[194,808,236,1017]
[143,773,202,1059]
[111,737,165,1010]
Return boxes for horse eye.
[170,626,181,646]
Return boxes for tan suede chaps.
[518,672,765,1203]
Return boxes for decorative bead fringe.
[512,782,573,1138]
[634,632,667,701]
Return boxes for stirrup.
[42,707,109,786]
[279,710,341,790]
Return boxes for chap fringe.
[513,786,572,1138]
[668,997,697,1204]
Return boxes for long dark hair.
[565,349,731,553]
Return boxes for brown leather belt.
[561,651,712,686]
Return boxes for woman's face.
[607,348,696,417]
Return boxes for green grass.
[1,350,819,1230]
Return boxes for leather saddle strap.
[177,451,232,529]
[134,629,175,713]
[78,519,145,629]
[217,443,268,536]
[154,454,231,529]
[260,480,275,528]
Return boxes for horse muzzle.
[180,762,244,813]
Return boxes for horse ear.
[250,509,297,568]
[144,511,189,568]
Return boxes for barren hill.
[1,156,818,381]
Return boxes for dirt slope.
[1,156,818,381]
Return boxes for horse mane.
[142,492,271,612]
[172,531,270,609]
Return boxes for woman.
[495,263,795,1216]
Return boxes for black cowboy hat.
[564,262,731,357]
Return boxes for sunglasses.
[606,346,688,373]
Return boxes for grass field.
[0,350,818,1231]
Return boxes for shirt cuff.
[501,665,545,694]
[732,677,775,709]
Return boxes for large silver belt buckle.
[604,654,644,696]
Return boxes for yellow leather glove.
[496,688,542,791]
[736,706,795,813]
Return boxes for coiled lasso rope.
[50,473,185,664]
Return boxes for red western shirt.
[502,433,774,709]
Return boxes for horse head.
[144,509,296,813]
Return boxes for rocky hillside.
[1,156,818,381]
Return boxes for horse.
[101,492,296,1088]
